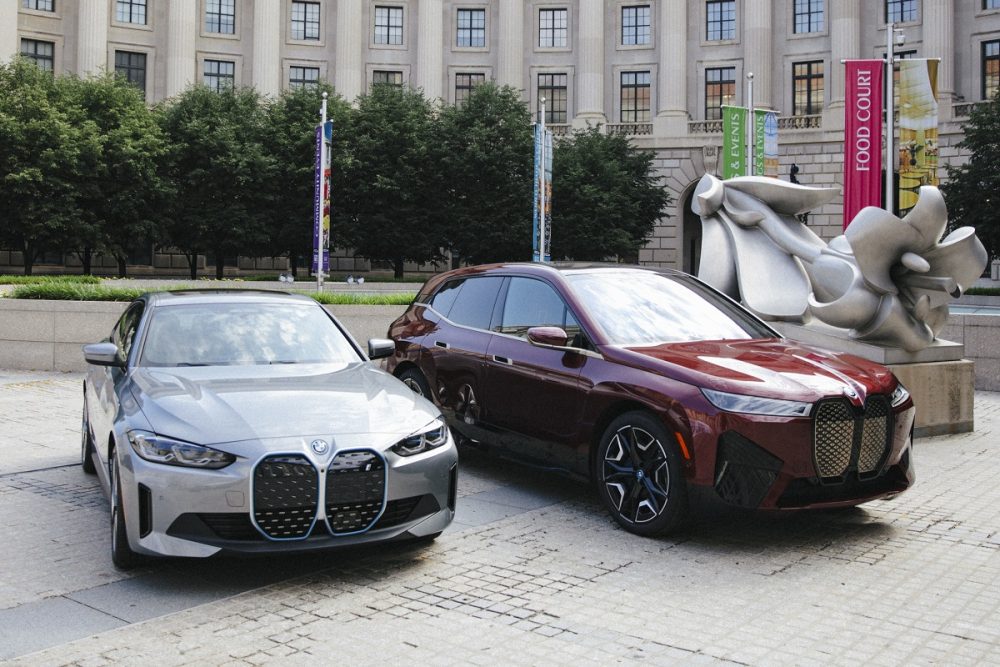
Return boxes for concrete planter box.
[0,299,406,372]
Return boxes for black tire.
[81,399,96,475]
[594,411,688,537]
[398,367,432,399]
[110,449,141,570]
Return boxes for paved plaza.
[0,370,998,665]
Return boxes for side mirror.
[526,326,569,348]
[83,342,123,367]
[368,338,395,360]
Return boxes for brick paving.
[1,371,998,665]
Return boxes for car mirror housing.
[526,326,569,348]
[83,342,123,367]
[368,338,395,360]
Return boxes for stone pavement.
[1,370,999,665]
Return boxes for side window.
[428,279,464,317]
[112,303,144,363]
[445,277,504,330]
[499,277,579,338]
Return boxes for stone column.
[923,0,954,101]
[416,0,444,102]
[574,0,605,127]
[497,0,524,91]
[253,0,282,98]
[653,1,688,136]
[166,0,197,98]
[335,0,364,103]
[0,2,18,64]
[743,0,773,109]
[77,0,109,76]
[824,0,860,129]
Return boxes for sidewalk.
[1,370,998,665]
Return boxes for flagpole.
[885,24,895,215]
[539,97,547,263]
[746,72,754,177]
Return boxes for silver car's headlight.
[701,388,812,417]
[127,430,236,469]
[890,382,910,407]
[391,419,449,457]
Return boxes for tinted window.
[566,270,776,345]
[140,302,359,367]
[443,277,504,330]
[429,279,463,317]
[113,303,144,363]
[500,277,578,337]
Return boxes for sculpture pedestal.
[774,322,974,437]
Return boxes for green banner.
[722,106,746,179]
[753,110,766,176]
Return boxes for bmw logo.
[310,439,329,454]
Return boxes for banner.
[843,60,884,229]
[722,106,747,179]
[897,59,939,216]
[753,110,779,177]
[312,121,332,273]
[532,123,553,262]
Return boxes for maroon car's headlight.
[890,383,910,408]
[127,430,236,469]
[701,388,812,417]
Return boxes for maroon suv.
[386,263,915,535]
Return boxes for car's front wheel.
[594,411,687,536]
[110,447,141,570]
[81,398,96,475]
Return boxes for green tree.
[438,82,534,264]
[335,84,443,278]
[550,127,671,262]
[261,84,350,277]
[943,93,1000,260]
[60,72,169,276]
[157,85,274,279]
[0,59,99,275]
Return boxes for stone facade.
[3,1,998,275]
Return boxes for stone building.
[2,0,998,275]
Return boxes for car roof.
[142,289,317,307]
[425,262,682,284]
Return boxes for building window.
[22,0,54,11]
[455,72,485,104]
[793,60,824,115]
[539,8,568,48]
[289,66,319,90]
[116,0,147,25]
[793,0,823,33]
[374,6,403,45]
[885,0,917,23]
[291,1,320,40]
[205,0,236,34]
[372,70,403,86]
[204,59,235,92]
[705,66,735,120]
[621,5,650,46]
[986,0,1000,9]
[984,41,1000,100]
[20,39,54,72]
[706,0,735,41]
[456,8,486,48]
[115,51,147,97]
[620,71,651,123]
[538,73,568,124]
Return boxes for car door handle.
[435,340,450,349]
[491,355,513,366]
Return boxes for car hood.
[612,338,896,403]
[127,362,439,445]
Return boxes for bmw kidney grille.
[813,396,892,481]
[325,451,387,534]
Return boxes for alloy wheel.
[601,425,671,524]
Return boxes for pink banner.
[843,60,883,229]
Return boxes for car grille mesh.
[813,397,892,480]
[325,451,386,534]
[253,455,319,539]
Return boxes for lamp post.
[746,72,754,176]
[885,24,904,214]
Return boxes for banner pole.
[539,97,547,263]
[885,23,895,215]
[746,72,754,176]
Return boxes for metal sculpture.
[693,174,988,352]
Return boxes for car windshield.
[139,302,360,367]
[565,270,776,346]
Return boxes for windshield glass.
[566,270,776,346]
[139,302,360,367]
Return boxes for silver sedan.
[82,290,457,569]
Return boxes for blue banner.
[532,123,552,262]
[312,121,332,273]
[532,123,541,262]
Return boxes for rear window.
[431,276,503,330]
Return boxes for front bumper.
[117,433,458,558]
